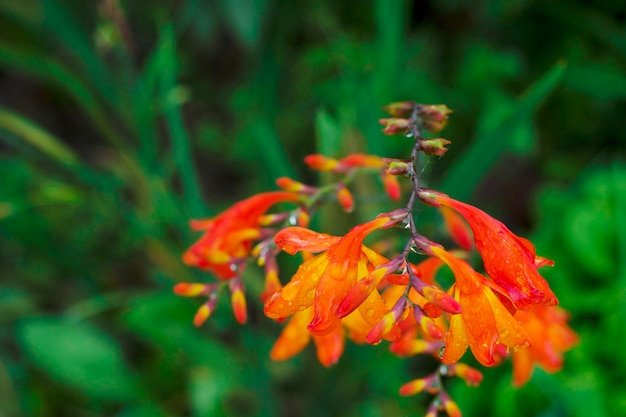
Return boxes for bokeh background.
[1,0,625,416]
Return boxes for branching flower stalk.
[174,100,578,417]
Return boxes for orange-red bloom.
[419,190,557,310]
[431,246,529,366]
[182,191,299,279]
[265,217,397,337]
[270,306,345,367]
[512,305,578,387]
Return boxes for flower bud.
[420,138,451,156]
[377,208,410,228]
[417,104,452,132]
[378,118,412,135]
[174,282,212,297]
[366,297,406,344]
[439,391,462,417]
[399,374,438,396]
[384,159,411,176]
[276,177,315,193]
[421,285,462,314]
[193,293,218,327]
[382,173,401,201]
[339,153,385,169]
[336,183,354,213]
[304,154,340,171]
[416,188,445,207]
[382,100,416,117]
[413,306,444,339]
[448,363,483,387]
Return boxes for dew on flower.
[438,346,446,359]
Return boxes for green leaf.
[564,62,626,101]
[190,367,225,417]
[218,0,269,49]
[315,109,341,157]
[18,317,140,402]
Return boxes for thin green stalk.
[159,25,205,217]
[0,108,79,167]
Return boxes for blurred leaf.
[218,0,270,49]
[249,118,296,181]
[0,286,34,323]
[455,42,522,97]
[18,317,140,402]
[116,404,168,417]
[564,62,626,101]
[373,0,408,101]
[158,24,205,217]
[190,367,224,417]
[40,0,118,106]
[441,61,566,200]
[542,1,626,57]
[534,370,610,417]
[0,355,23,417]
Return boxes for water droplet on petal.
[438,346,446,358]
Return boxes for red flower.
[431,246,529,367]
[419,190,557,310]
[265,216,397,337]
[182,191,299,279]
[512,305,578,387]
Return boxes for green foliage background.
[1,0,625,416]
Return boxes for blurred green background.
[1,0,625,416]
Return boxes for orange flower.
[270,298,395,366]
[512,305,578,387]
[270,306,345,367]
[264,216,398,337]
[431,246,529,367]
[182,191,299,279]
[419,190,557,310]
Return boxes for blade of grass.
[158,25,205,217]
[0,45,137,161]
[315,109,341,157]
[249,118,297,181]
[41,0,119,107]
[0,108,79,167]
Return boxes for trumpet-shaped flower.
[419,190,557,310]
[182,191,299,279]
[270,306,345,367]
[265,216,397,337]
[431,246,529,366]
[512,305,578,387]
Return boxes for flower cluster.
[174,100,577,416]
